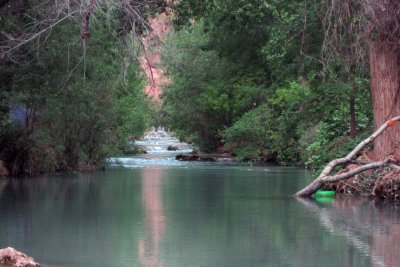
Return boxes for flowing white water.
[108,127,197,168]
[134,127,195,154]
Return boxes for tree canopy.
[160,0,373,166]
[0,1,158,174]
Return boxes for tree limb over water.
[295,115,400,197]
[0,0,164,62]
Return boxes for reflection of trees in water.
[138,169,166,267]
[0,174,145,265]
[298,197,400,267]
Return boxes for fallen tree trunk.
[295,115,400,197]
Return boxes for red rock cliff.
[140,12,171,103]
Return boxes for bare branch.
[295,115,400,197]
[0,0,163,61]
[2,11,78,58]
[295,157,396,197]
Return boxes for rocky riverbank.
[0,247,40,267]
[175,152,234,163]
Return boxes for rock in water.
[175,153,218,162]
[167,145,178,151]
[175,154,199,161]
[0,247,41,267]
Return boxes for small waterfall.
[108,127,199,168]
[134,127,195,154]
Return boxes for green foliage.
[160,21,267,151]
[109,66,150,154]
[222,77,373,167]
[261,1,323,83]
[300,123,372,170]
[223,82,311,164]
[223,104,273,160]
[0,8,151,175]
[162,0,374,167]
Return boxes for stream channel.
[0,129,400,267]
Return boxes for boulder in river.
[175,154,218,162]
[176,154,200,161]
[199,156,217,162]
[167,145,179,151]
[0,247,41,267]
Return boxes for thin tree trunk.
[368,39,400,160]
[349,83,357,139]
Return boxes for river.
[0,132,399,266]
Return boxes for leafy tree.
[160,20,267,151]
[164,0,374,168]
[0,5,152,175]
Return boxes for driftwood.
[295,115,400,197]
[0,247,40,267]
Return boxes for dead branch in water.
[295,115,400,197]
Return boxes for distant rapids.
[107,128,199,168]
[133,127,196,154]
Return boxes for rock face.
[0,247,41,267]
[139,12,171,102]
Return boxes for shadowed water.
[0,156,399,267]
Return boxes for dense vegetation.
[0,1,157,175]
[160,0,373,167]
[1,0,399,176]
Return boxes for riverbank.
[0,247,40,267]
[323,166,400,202]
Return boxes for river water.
[0,132,400,266]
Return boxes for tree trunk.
[368,39,400,160]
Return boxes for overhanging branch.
[295,115,400,197]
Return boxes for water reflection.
[1,168,400,267]
[298,197,400,267]
[138,169,166,267]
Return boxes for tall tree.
[364,0,400,160]
[320,0,367,139]
[323,0,400,160]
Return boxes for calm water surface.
[0,155,399,267]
